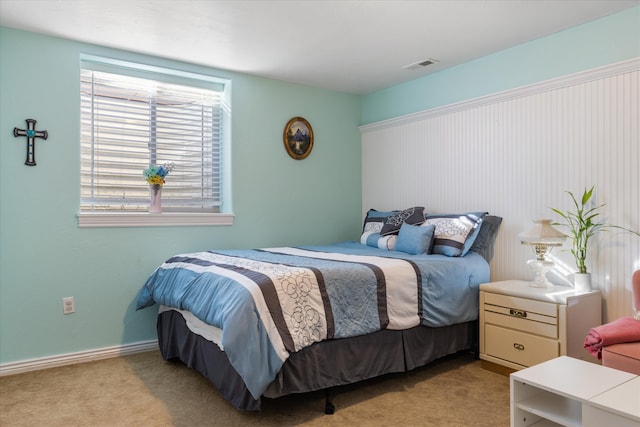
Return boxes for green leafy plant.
[551,186,639,274]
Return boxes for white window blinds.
[80,60,227,212]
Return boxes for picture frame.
[283,116,314,160]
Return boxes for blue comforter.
[136,241,489,399]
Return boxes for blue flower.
[143,162,175,186]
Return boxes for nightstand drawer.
[484,292,558,318]
[485,324,558,367]
[484,309,558,338]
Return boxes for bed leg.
[324,388,335,415]
[472,320,480,359]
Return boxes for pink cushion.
[602,342,640,375]
[633,270,640,315]
[584,317,640,359]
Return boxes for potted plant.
[551,186,639,291]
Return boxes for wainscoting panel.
[361,59,639,323]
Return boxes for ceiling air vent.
[402,58,439,71]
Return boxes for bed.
[136,209,502,411]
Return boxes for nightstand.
[480,280,601,371]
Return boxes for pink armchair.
[634,269,640,321]
[584,270,640,375]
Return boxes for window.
[78,55,232,227]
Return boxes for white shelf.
[530,419,564,427]
[516,392,581,427]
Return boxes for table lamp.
[519,219,566,288]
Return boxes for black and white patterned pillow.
[361,209,399,249]
[362,209,397,234]
[380,207,425,236]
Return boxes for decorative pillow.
[395,223,436,255]
[469,215,503,262]
[362,209,397,234]
[361,232,397,250]
[380,206,425,236]
[424,212,487,257]
[461,213,489,256]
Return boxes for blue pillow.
[424,212,487,257]
[395,223,436,255]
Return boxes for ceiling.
[1,1,637,94]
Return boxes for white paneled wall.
[361,59,639,323]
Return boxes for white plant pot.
[574,273,592,292]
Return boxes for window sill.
[77,212,235,228]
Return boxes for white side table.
[480,280,601,370]
[510,356,638,427]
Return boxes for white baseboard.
[0,340,159,377]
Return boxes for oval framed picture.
[283,116,314,160]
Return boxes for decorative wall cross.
[13,119,49,166]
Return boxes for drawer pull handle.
[513,343,525,351]
[510,309,527,318]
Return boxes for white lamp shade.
[519,219,566,244]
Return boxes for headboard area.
[360,208,502,263]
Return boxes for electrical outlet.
[62,297,75,314]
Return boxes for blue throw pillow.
[395,223,436,255]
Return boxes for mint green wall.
[0,27,362,364]
[362,6,640,124]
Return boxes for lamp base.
[527,259,555,288]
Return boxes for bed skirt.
[157,309,477,411]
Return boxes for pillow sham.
[424,212,487,257]
[361,232,397,250]
[469,215,503,262]
[461,215,486,256]
[380,206,425,236]
[395,223,435,255]
[362,209,397,234]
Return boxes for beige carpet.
[0,350,510,426]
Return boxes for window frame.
[76,55,233,228]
